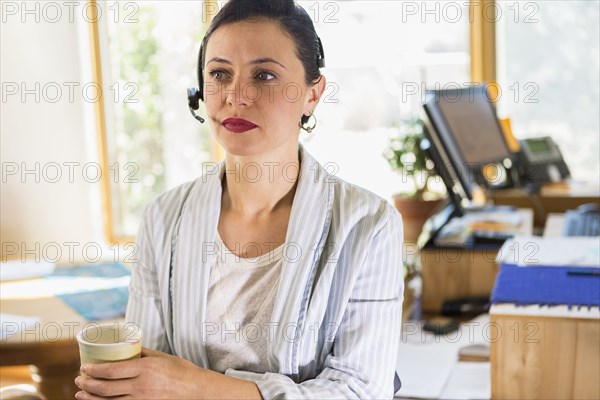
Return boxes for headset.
[186,36,326,123]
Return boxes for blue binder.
[491,263,600,308]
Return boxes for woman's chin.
[213,130,299,159]
[218,141,261,158]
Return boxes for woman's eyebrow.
[250,58,287,69]
[207,57,286,70]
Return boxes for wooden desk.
[421,209,533,313]
[489,215,600,399]
[490,305,600,399]
[489,182,600,228]
[1,275,124,399]
[1,295,83,399]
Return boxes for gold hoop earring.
[300,113,317,133]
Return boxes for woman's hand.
[74,348,262,400]
[74,348,204,399]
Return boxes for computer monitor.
[420,123,468,216]
[422,91,476,207]
[423,86,517,189]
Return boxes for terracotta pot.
[393,194,445,243]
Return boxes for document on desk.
[0,313,41,340]
[434,210,524,247]
[439,362,490,400]
[395,334,458,398]
[499,236,600,268]
[1,263,131,321]
[0,260,55,281]
[395,315,491,399]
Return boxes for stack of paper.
[0,313,41,340]
[435,210,524,246]
[0,260,55,281]
[395,315,492,399]
[498,236,600,267]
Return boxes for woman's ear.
[303,75,327,115]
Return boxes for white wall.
[1,7,105,264]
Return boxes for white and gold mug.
[76,322,142,365]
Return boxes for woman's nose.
[224,78,257,107]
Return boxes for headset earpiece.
[187,88,200,110]
[317,37,325,68]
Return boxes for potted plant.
[383,117,445,243]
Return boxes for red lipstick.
[222,118,257,133]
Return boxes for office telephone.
[517,136,571,185]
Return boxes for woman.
[74,0,404,399]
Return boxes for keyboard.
[563,210,600,236]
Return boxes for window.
[298,0,471,201]
[496,0,600,182]
[93,0,213,240]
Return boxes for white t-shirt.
[204,233,285,374]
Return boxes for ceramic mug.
[76,322,142,365]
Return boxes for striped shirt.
[125,143,404,399]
